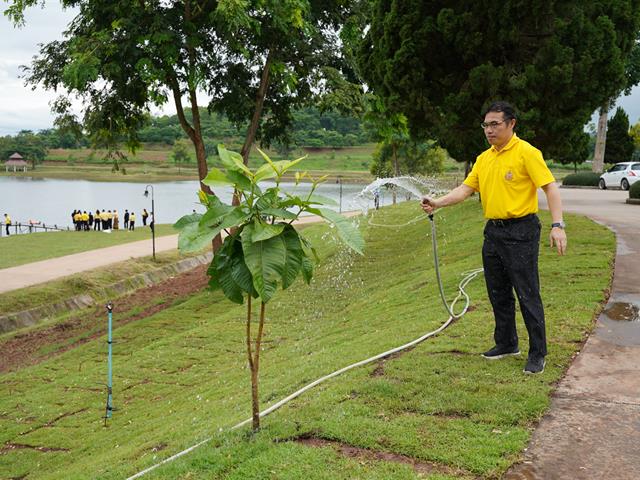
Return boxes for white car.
[599,162,640,191]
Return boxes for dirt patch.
[369,350,412,377]
[19,408,88,436]
[294,436,476,478]
[1,442,70,454]
[0,265,209,373]
[150,442,168,453]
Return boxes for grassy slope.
[0,201,614,479]
[0,225,176,269]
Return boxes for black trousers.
[482,214,547,358]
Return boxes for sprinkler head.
[106,303,113,312]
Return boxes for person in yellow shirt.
[100,210,109,230]
[4,213,11,236]
[421,101,567,375]
[81,211,89,231]
[129,211,136,231]
[74,211,83,231]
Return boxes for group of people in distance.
[71,208,150,232]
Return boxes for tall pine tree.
[604,107,635,164]
[358,1,640,166]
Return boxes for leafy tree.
[604,107,635,164]
[358,1,640,168]
[370,140,446,179]
[174,145,363,430]
[363,97,409,202]
[171,139,193,173]
[593,33,640,172]
[631,121,640,149]
[7,0,365,247]
[0,130,48,169]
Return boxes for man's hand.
[421,197,439,214]
[550,227,567,255]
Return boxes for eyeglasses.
[480,120,507,129]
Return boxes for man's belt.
[487,213,536,227]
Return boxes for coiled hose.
[127,213,483,480]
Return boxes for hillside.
[0,201,614,479]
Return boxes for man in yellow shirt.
[421,101,567,374]
[4,213,11,236]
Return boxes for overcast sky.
[1,2,639,136]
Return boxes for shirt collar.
[491,132,519,153]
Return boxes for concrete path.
[0,213,357,295]
[505,187,640,480]
[0,235,179,294]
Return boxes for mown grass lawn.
[0,200,614,479]
[0,225,176,269]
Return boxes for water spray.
[127,182,483,479]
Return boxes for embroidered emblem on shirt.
[505,170,514,181]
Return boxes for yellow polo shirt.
[463,133,555,219]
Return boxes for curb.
[0,253,212,335]
[626,198,640,205]
[560,185,599,189]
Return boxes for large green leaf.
[317,208,364,255]
[200,197,235,228]
[178,222,221,253]
[256,148,305,176]
[301,254,314,285]
[202,167,234,187]
[218,144,252,176]
[218,208,251,231]
[252,221,286,242]
[279,225,304,289]
[306,194,338,206]
[261,207,298,220]
[173,213,202,230]
[230,255,258,298]
[254,162,278,182]
[241,223,286,303]
[255,187,279,210]
[300,234,320,263]
[200,200,250,234]
[225,169,254,192]
[217,264,244,304]
[208,236,246,303]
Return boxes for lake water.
[0,177,406,229]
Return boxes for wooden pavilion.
[4,152,29,172]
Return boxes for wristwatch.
[551,221,565,229]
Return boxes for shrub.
[562,172,600,186]
[630,180,640,199]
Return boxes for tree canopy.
[0,131,47,168]
[358,1,640,165]
[604,107,635,164]
[6,0,366,186]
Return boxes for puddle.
[603,302,640,322]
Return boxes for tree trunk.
[392,142,398,204]
[241,50,273,166]
[231,51,274,207]
[592,100,610,174]
[246,296,266,431]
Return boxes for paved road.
[0,213,357,294]
[505,187,640,480]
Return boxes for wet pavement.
[504,187,640,480]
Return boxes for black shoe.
[481,345,520,360]
[524,356,545,374]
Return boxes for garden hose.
[127,212,483,480]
